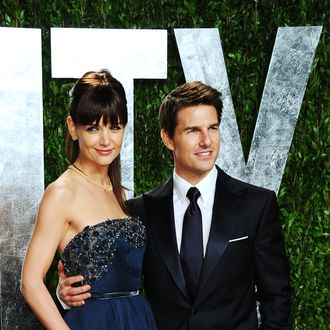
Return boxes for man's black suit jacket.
[127,167,291,330]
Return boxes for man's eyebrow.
[182,122,220,131]
[210,122,220,127]
[183,125,198,131]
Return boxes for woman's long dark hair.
[66,69,128,214]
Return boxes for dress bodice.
[62,217,157,329]
[61,217,146,293]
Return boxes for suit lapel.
[197,168,247,292]
[144,178,189,299]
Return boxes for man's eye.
[210,126,219,131]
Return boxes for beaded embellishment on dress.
[61,217,146,285]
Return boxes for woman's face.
[68,116,125,167]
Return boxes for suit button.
[191,308,197,315]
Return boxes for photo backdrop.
[0,1,328,329]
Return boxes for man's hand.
[58,260,91,307]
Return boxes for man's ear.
[66,116,78,140]
[161,129,174,151]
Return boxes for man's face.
[161,104,220,185]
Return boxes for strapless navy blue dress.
[61,217,156,330]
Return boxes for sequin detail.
[61,217,146,285]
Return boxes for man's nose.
[199,130,211,147]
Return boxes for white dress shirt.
[173,166,218,256]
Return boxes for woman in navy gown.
[21,69,156,329]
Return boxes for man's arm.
[57,261,91,307]
[126,195,146,219]
[254,191,291,329]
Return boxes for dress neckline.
[61,216,135,256]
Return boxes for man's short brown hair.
[159,81,223,138]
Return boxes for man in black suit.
[60,81,291,329]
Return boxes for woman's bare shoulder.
[42,170,76,206]
[35,170,78,230]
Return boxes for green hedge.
[1,1,328,328]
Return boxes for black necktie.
[180,187,203,299]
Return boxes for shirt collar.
[173,166,218,203]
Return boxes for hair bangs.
[75,86,127,127]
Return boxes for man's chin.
[196,159,216,172]
[193,164,215,179]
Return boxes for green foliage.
[1,1,328,328]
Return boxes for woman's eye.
[110,125,122,130]
[87,126,98,132]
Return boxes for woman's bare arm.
[21,181,72,329]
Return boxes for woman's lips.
[95,148,113,156]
